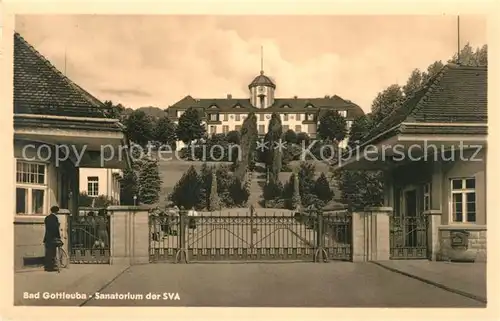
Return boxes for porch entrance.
[390,189,427,259]
[149,210,352,263]
[68,208,110,264]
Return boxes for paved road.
[83,262,485,307]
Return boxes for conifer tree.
[137,156,162,205]
[291,172,301,209]
[120,167,139,205]
[209,170,222,211]
[169,166,202,209]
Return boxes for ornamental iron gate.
[389,215,427,259]
[149,209,352,263]
[69,208,110,264]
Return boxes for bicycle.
[55,242,69,273]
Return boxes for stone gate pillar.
[57,209,71,257]
[424,210,442,261]
[107,205,151,265]
[351,206,392,261]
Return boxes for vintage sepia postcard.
[1,1,498,320]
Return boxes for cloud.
[15,15,487,112]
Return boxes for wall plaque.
[450,230,469,249]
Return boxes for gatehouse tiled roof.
[359,63,487,145]
[14,32,108,118]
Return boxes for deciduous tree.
[123,110,154,147]
[153,116,177,149]
[403,69,423,97]
[317,110,347,142]
[176,107,206,145]
[370,84,404,123]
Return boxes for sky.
[15,15,487,112]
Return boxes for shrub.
[302,193,323,208]
[334,169,384,211]
[226,130,241,145]
[283,129,297,144]
[296,132,310,146]
[315,172,333,203]
[263,179,284,202]
[229,177,250,207]
[79,193,116,207]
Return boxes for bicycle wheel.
[57,247,69,269]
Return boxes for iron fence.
[149,209,352,263]
[390,215,427,259]
[69,208,110,264]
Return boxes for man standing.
[43,206,61,272]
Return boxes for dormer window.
[283,105,290,109]
[209,105,218,109]
[306,104,314,109]
[338,110,347,117]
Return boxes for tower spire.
[260,46,264,75]
[457,15,461,64]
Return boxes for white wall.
[79,168,121,202]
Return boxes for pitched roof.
[359,63,487,145]
[167,94,365,119]
[14,32,107,118]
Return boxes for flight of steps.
[246,163,267,207]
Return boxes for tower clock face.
[258,86,265,93]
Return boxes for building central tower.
[249,47,275,108]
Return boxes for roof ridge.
[364,63,450,135]
[447,62,488,70]
[14,32,105,112]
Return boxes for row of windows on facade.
[210,124,307,135]
[207,121,353,135]
[15,160,478,223]
[179,110,349,121]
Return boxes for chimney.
[293,95,298,99]
[227,94,232,99]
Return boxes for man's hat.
[50,206,60,213]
